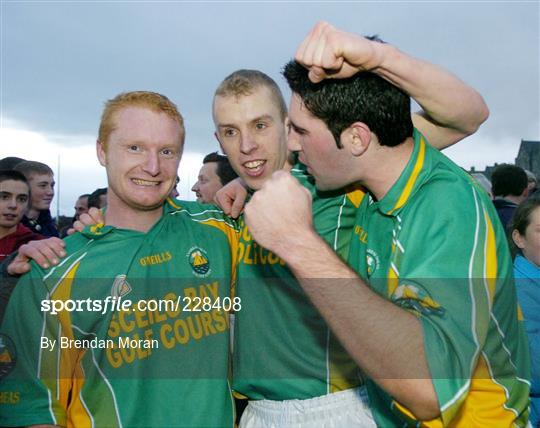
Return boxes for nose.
[287,130,302,152]
[239,131,258,155]
[191,182,199,193]
[7,197,17,209]
[143,151,160,176]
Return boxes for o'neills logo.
[139,251,172,266]
[187,247,211,277]
[0,334,16,379]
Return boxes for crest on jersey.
[187,246,211,277]
[366,249,380,277]
[0,334,16,379]
[111,275,132,298]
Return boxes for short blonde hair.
[214,70,287,120]
[98,91,185,148]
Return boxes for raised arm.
[295,21,489,149]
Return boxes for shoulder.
[165,199,238,236]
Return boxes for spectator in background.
[74,193,90,220]
[511,198,540,428]
[491,164,529,229]
[525,169,539,199]
[88,187,107,209]
[191,152,237,203]
[0,170,44,261]
[13,160,58,237]
[169,175,180,199]
[0,157,26,170]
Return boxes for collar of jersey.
[79,200,178,239]
[374,128,429,216]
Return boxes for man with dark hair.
[13,160,58,237]
[244,22,529,427]
[74,193,90,221]
[191,152,238,203]
[211,33,495,424]
[0,156,26,170]
[0,170,43,261]
[491,164,529,228]
[87,187,107,209]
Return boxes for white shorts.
[239,387,376,428]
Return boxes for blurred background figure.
[491,164,529,229]
[88,187,108,209]
[510,198,540,428]
[525,169,539,199]
[0,170,44,261]
[169,176,180,199]
[13,160,58,237]
[191,152,238,203]
[74,193,90,220]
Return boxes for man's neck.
[104,197,164,233]
[0,225,17,240]
[498,194,525,205]
[362,137,415,201]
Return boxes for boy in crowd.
[13,161,58,237]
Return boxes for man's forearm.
[372,43,489,148]
[277,232,440,420]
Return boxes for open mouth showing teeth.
[132,179,159,186]
[243,160,265,170]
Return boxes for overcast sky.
[1,1,538,216]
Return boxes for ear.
[511,229,525,250]
[96,140,107,167]
[342,122,372,157]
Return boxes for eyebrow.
[289,120,308,135]
[218,114,275,129]
[0,191,28,197]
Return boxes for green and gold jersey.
[232,163,365,400]
[349,130,530,427]
[0,199,239,428]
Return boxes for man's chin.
[131,198,168,212]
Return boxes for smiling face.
[0,179,29,232]
[97,106,183,215]
[27,173,55,211]
[213,86,288,190]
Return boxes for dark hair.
[491,164,528,197]
[282,60,413,148]
[0,170,30,188]
[0,157,26,170]
[510,198,540,256]
[78,194,91,200]
[202,152,238,185]
[88,187,107,209]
